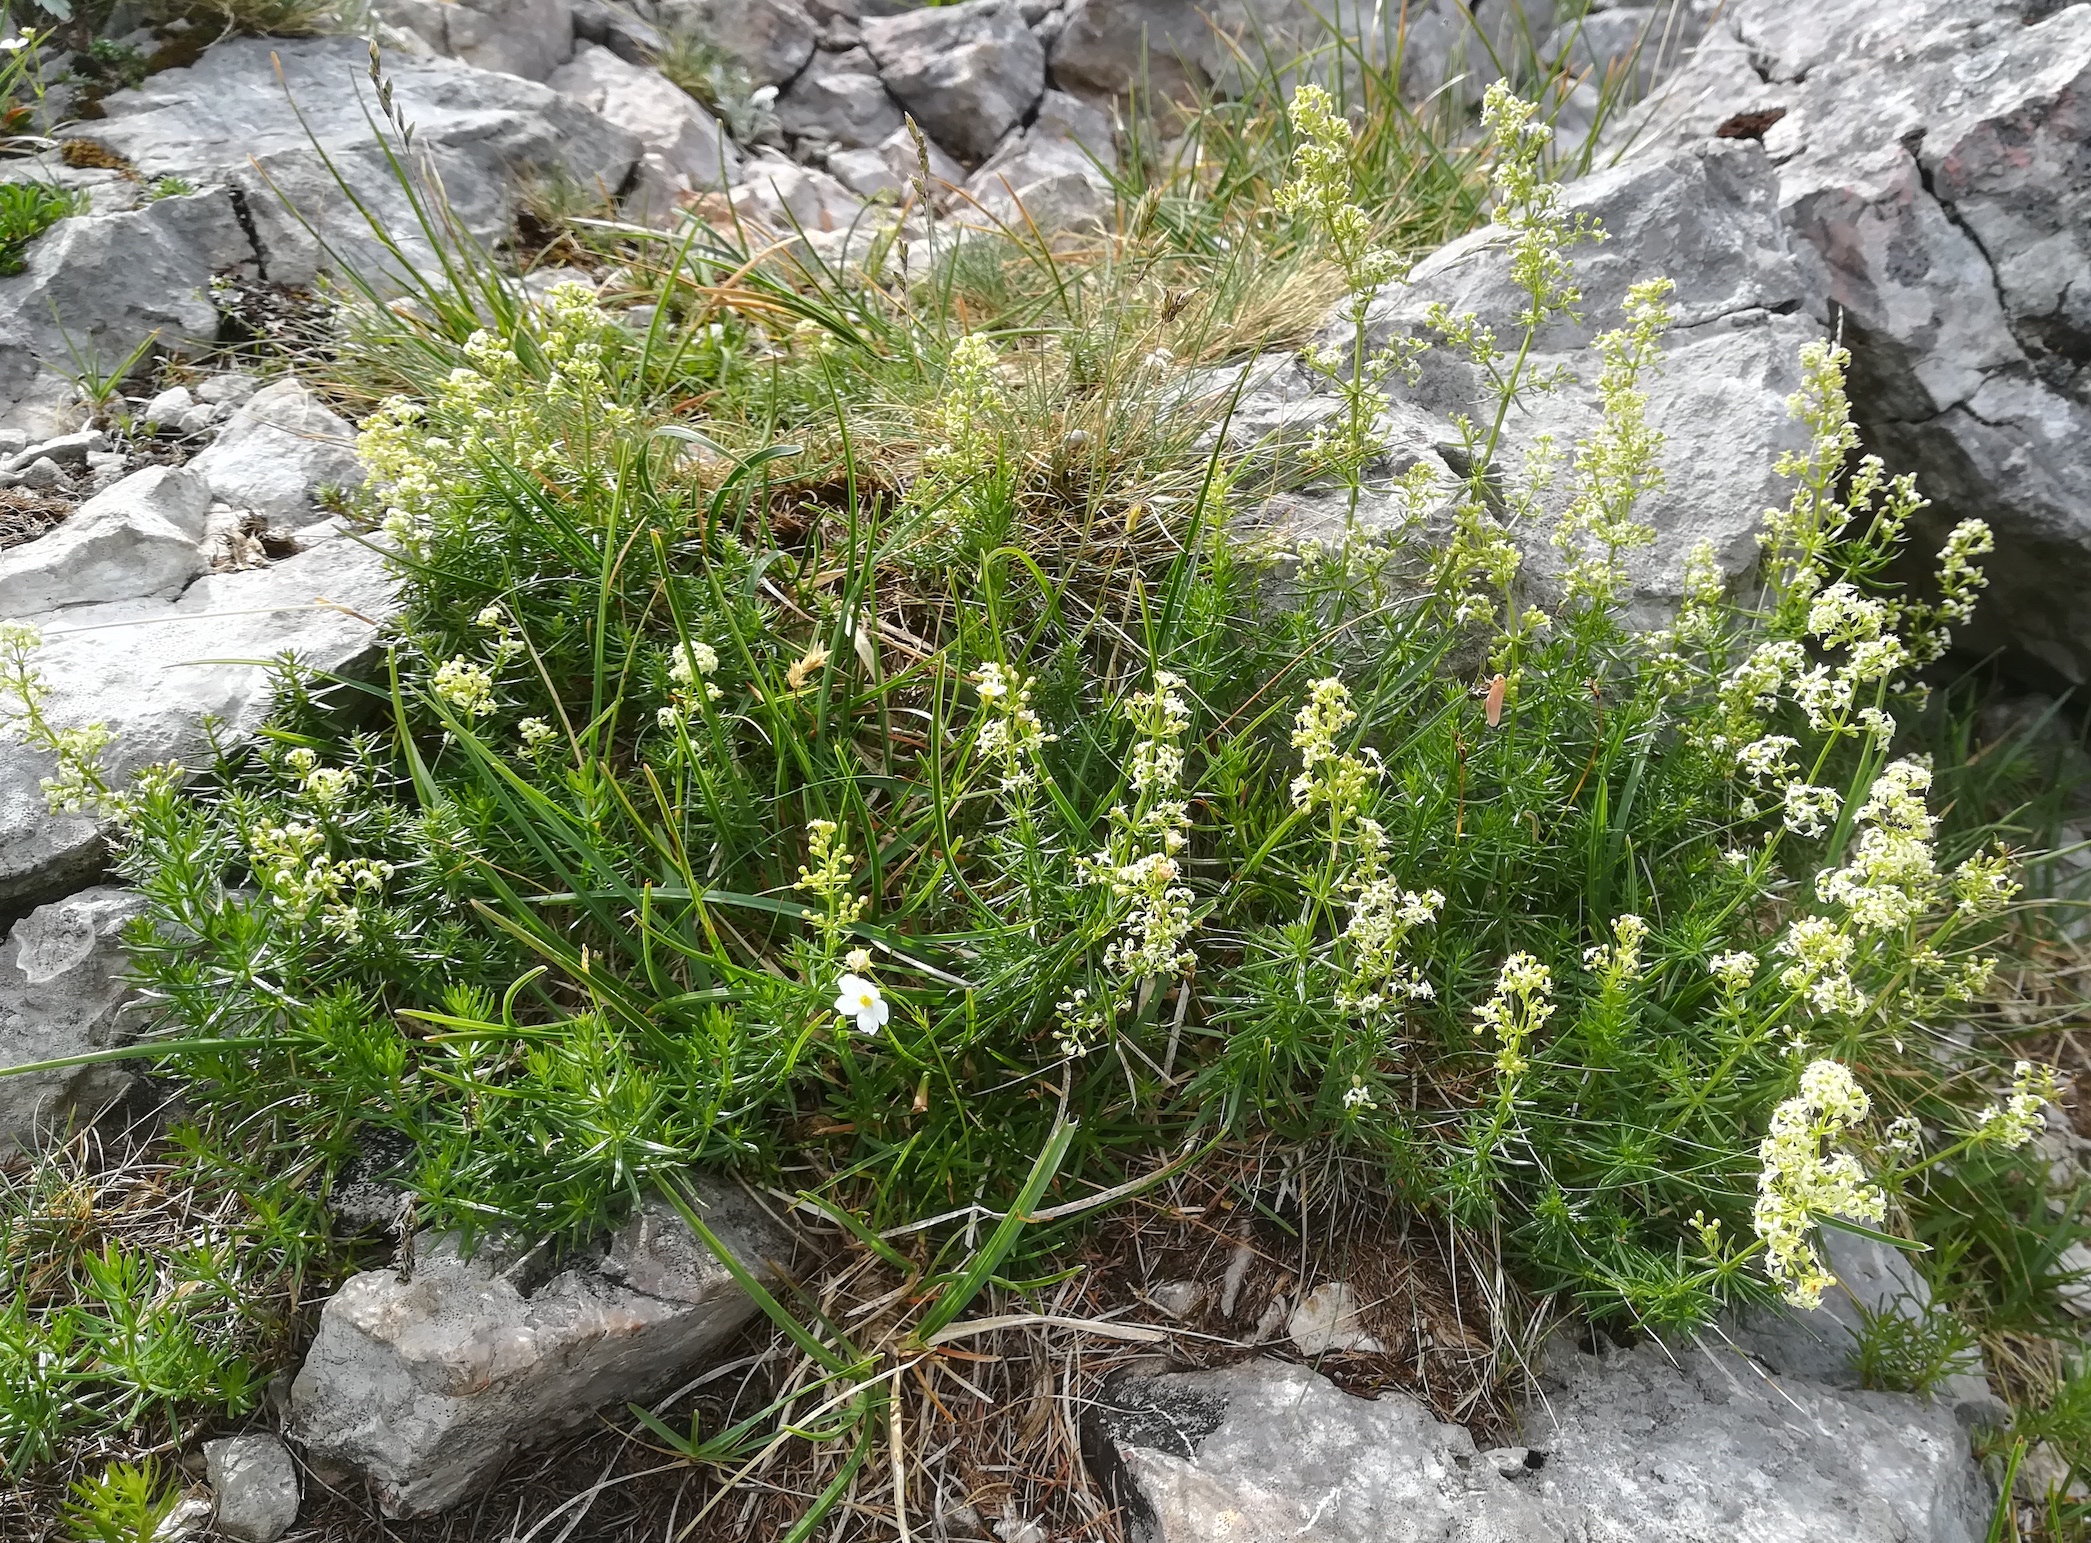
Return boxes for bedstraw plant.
[0,72,2082,1534]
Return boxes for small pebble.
[203,1433,301,1543]
[195,372,261,407]
[176,403,222,436]
[1482,1445,1535,1477]
[1149,1279,1205,1319]
[17,456,64,490]
[6,428,105,471]
[142,384,196,429]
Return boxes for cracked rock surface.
[1086,1342,1991,1543]
[1623,0,2091,683]
[60,37,642,291]
[292,1185,794,1517]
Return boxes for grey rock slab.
[142,385,195,429]
[1048,0,1425,109]
[1524,1335,1992,1542]
[195,373,262,408]
[862,0,1044,165]
[0,189,253,439]
[1620,0,2091,683]
[187,380,365,529]
[570,0,667,64]
[1091,1346,1992,1543]
[731,155,868,234]
[1724,1228,2002,1429]
[401,0,578,81]
[7,431,107,472]
[1268,139,1818,620]
[777,49,903,149]
[204,1433,302,1543]
[652,0,819,86]
[0,466,213,616]
[550,43,741,194]
[1086,1358,1559,1543]
[0,538,400,908]
[293,1184,792,1517]
[825,124,964,202]
[70,38,642,291]
[0,886,145,1149]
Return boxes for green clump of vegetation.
[0,22,2084,1537]
[0,79,2057,1316]
[0,181,84,274]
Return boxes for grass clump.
[0,181,84,274]
[10,84,2057,1316]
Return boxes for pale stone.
[292,1185,791,1517]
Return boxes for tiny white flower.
[832,972,889,1034]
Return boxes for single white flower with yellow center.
[833,972,889,1034]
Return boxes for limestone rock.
[570,0,667,64]
[0,466,212,616]
[653,0,819,86]
[776,46,902,150]
[826,124,964,203]
[203,1433,301,1543]
[1622,0,2091,683]
[373,0,577,80]
[862,0,1044,165]
[292,1184,792,1517]
[0,539,401,908]
[548,42,740,198]
[0,887,145,1148]
[70,38,642,290]
[732,155,868,234]
[1248,138,1818,622]
[1285,1281,1383,1354]
[0,189,253,437]
[964,88,1115,235]
[1087,1347,1991,1543]
[188,382,365,530]
[1725,1228,2004,1429]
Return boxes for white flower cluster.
[972,662,1056,797]
[1340,879,1443,1016]
[1553,279,1671,605]
[1710,950,1757,994]
[1473,951,1553,1081]
[1970,1060,2060,1150]
[1813,758,1937,932]
[432,656,496,719]
[1776,915,1865,1019]
[1288,679,1443,1017]
[1951,846,2019,919]
[1276,83,1403,294]
[1583,913,1649,986]
[795,818,868,943]
[1752,1058,1886,1308]
[1290,675,1379,817]
[248,819,394,942]
[1080,673,1198,987]
[659,639,722,730]
[361,283,635,555]
[286,747,358,808]
[923,332,1007,481]
[0,621,123,819]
